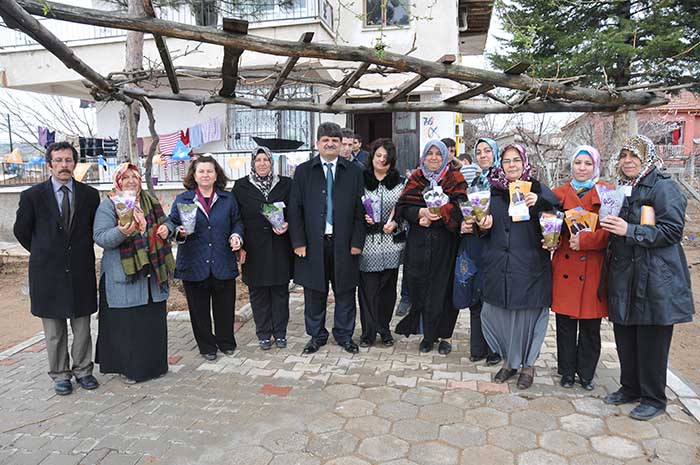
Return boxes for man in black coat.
[13,142,101,395]
[289,122,366,354]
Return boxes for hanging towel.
[189,124,204,149]
[180,128,190,147]
[201,118,221,145]
[47,130,56,147]
[38,127,48,147]
[158,131,181,155]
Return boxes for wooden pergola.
[0,0,673,115]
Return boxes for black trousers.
[555,314,601,381]
[183,275,237,354]
[358,268,399,342]
[304,235,357,344]
[613,323,674,409]
[469,301,497,358]
[249,284,290,341]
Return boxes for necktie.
[325,162,333,226]
[60,185,70,229]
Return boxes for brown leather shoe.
[494,368,517,383]
[517,371,534,389]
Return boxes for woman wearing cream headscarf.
[93,163,175,383]
[601,135,694,421]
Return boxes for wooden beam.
[219,18,249,98]
[266,31,314,102]
[143,0,179,94]
[444,62,531,103]
[384,54,456,104]
[119,87,669,114]
[16,0,664,107]
[326,62,371,105]
[0,0,129,102]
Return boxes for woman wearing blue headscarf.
[456,138,503,365]
[395,140,467,354]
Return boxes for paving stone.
[460,445,514,465]
[665,404,698,425]
[486,394,529,413]
[273,452,321,465]
[605,415,659,440]
[37,454,84,465]
[516,450,567,465]
[560,413,606,437]
[6,450,51,465]
[487,426,537,453]
[387,376,417,388]
[463,407,509,429]
[572,398,619,417]
[99,453,141,465]
[641,438,699,465]
[590,435,643,459]
[401,387,442,406]
[655,420,700,446]
[569,454,623,465]
[510,410,558,433]
[357,434,409,462]
[443,388,485,410]
[324,457,371,465]
[527,396,575,416]
[324,384,362,400]
[417,403,464,424]
[307,431,357,459]
[408,441,460,465]
[344,415,391,438]
[446,380,478,390]
[334,399,375,418]
[438,423,486,448]
[392,419,439,442]
[304,413,346,433]
[540,430,590,456]
[380,460,420,465]
[376,401,419,421]
[260,428,308,454]
[360,386,402,403]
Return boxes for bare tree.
[509,114,565,186]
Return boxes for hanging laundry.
[38,126,48,147]
[158,131,181,155]
[189,124,204,149]
[201,118,221,145]
[136,137,144,156]
[171,140,191,161]
[46,130,56,147]
[55,132,67,143]
[103,139,118,158]
[180,128,190,147]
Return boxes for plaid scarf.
[396,168,467,233]
[119,191,175,289]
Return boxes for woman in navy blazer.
[169,155,244,361]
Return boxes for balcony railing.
[0,0,333,50]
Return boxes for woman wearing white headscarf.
[233,146,293,350]
[551,145,611,390]
[600,135,694,421]
[395,140,467,354]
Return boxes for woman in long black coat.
[600,135,694,421]
[233,146,294,350]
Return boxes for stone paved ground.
[1,288,699,465]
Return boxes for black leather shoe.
[340,340,359,354]
[76,375,99,390]
[381,336,394,347]
[54,379,72,396]
[222,349,236,356]
[494,368,517,383]
[486,353,502,366]
[469,355,486,362]
[579,378,595,391]
[629,403,665,421]
[419,340,434,353]
[303,340,320,354]
[359,339,373,348]
[603,390,640,405]
[437,340,452,355]
[560,375,575,388]
[259,339,272,351]
[202,353,217,361]
[275,338,287,349]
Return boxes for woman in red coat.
[551,145,610,390]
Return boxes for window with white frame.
[365,0,410,27]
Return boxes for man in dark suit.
[14,142,101,395]
[289,122,366,354]
[352,133,369,165]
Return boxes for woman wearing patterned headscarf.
[551,145,612,391]
[395,140,467,354]
[94,163,175,383]
[457,137,502,365]
[232,146,293,350]
[478,143,560,389]
[600,135,693,421]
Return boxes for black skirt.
[96,277,168,382]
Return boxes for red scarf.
[195,187,215,215]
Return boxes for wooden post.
[219,18,249,98]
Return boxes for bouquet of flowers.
[540,211,564,249]
[458,200,474,221]
[596,185,626,219]
[423,186,449,217]
[111,190,137,227]
[468,186,491,222]
[261,202,286,230]
[362,194,381,223]
[177,203,198,234]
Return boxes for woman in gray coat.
[601,135,694,421]
[94,163,175,383]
